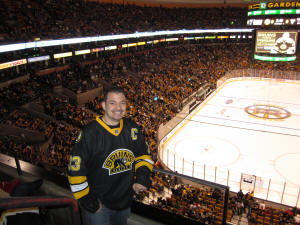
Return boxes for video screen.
[255,30,298,55]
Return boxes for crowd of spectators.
[1,41,300,224]
[0,1,300,223]
[0,0,247,44]
[2,42,300,167]
[46,122,80,171]
[3,110,54,138]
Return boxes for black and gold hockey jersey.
[67,116,153,210]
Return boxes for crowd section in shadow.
[0,0,247,44]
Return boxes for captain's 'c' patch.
[131,128,138,140]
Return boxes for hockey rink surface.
[159,77,300,207]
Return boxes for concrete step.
[128,213,167,225]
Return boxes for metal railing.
[134,167,230,225]
[0,196,82,225]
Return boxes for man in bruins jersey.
[67,87,153,225]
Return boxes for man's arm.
[133,126,154,192]
[67,129,100,213]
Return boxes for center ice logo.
[245,104,291,120]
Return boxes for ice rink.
[159,77,300,207]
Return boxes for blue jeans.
[85,205,130,225]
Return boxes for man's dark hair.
[103,86,126,102]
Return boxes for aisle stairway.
[230,212,249,225]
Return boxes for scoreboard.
[255,30,298,54]
[248,1,299,61]
[247,1,300,27]
[247,18,300,26]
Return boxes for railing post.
[253,175,257,194]
[182,157,184,174]
[192,161,194,177]
[167,148,169,168]
[173,153,175,171]
[281,182,286,204]
[222,187,229,225]
[215,166,217,183]
[14,153,22,176]
[227,170,229,186]
[240,173,242,190]
[266,179,271,200]
[296,188,300,208]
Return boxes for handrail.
[0,196,81,225]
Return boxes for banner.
[28,55,50,63]
[128,43,137,47]
[0,59,27,70]
[75,49,90,55]
[91,47,104,52]
[105,45,117,51]
[53,52,72,59]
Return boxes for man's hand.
[133,183,147,194]
[79,193,101,213]
[95,201,102,213]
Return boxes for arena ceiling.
[96,0,251,7]
[131,0,248,4]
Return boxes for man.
[67,86,153,225]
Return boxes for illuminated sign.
[166,38,178,42]
[127,43,137,47]
[153,40,159,44]
[195,37,204,40]
[204,36,216,39]
[254,54,296,61]
[184,37,194,40]
[28,55,50,63]
[217,36,229,39]
[255,30,298,55]
[105,45,117,51]
[247,18,300,26]
[137,41,146,46]
[248,9,300,16]
[249,2,300,10]
[147,40,153,44]
[0,28,253,53]
[54,52,72,59]
[75,49,90,55]
[0,59,27,70]
[91,47,104,52]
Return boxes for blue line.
[185,113,300,132]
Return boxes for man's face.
[102,92,127,125]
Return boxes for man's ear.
[101,101,105,110]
